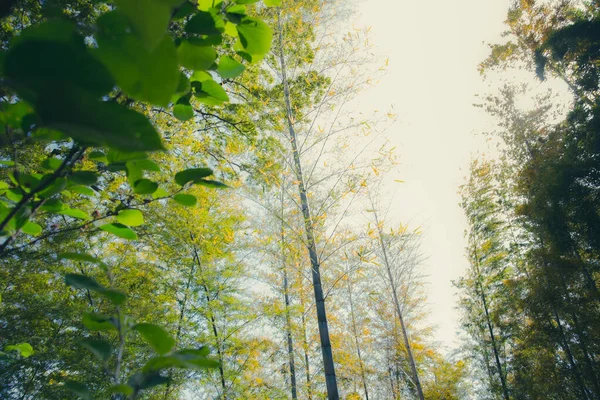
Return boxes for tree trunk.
[281,193,298,400]
[473,248,510,400]
[276,11,339,400]
[373,213,424,400]
[346,269,369,400]
[299,290,313,400]
[193,247,227,399]
[163,236,198,399]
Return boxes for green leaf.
[152,187,169,199]
[69,185,95,196]
[134,178,159,195]
[58,208,89,220]
[173,2,197,20]
[88,151,108,163]
[176,72,191,95]
[82,313,117,332]
[64,381,92,400]
[66,274,127,305]
[191,71,229,104]
[173,103,194,121]
[126,161,143,186]
[197,179,228,189]
[36,86,164,152]
[4,21,114,100]
[40,199,65,212]
[263,0,281,6]
[198,0,223,11]
[236,17,272,62]
[70,171,98,186]
[16,173,40,192]
[114,0,172,50]
[6,343,34,358]
[41,157,62,170]
[144,348,218,371]
[100,223,138,240]
[127,371,170,391]
[102,289,128,305]
[192,79,229,106]
[108,384,134,396]
[108,150,148,164]
[21,221,42,236]
[173,193,197,206]
[5,188,23,202]
[177,40,217,70]
[175,167,213,186]
[59,252,104,264]
[135,159,161,172]
[38,177,67,198]
[80,338,112,361]
[133,323,175,355]
[185,11,225,35]
[117,209,144,227]
[233,0,259,4]
[217,56,245,79]
[65,273,104,291]
[95,11,180,106]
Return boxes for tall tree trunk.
[299,290,313,400]
[373,211,424,400]
[281,191,298,400]
[473,248,510,400]
[163,236,198,399]
[284,266,298,400]
[346,269,369,400]
[193,247,227,399]
[550,304,591,400]
[276,11,339,400]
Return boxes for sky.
[352,0,513,350]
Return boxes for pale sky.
[353,0,512,350]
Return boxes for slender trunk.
[299,291,313,400]
[193,248,227,399]
[387,352,397,399]
[280,191,298,400]
[163,240,197,399]
[346,270,369,400]
[205,289,227,398]
[277,11,339,400]
[538,239,595,398]
[373,213,424,400]
[284,266,298,400]
[472,248,510,400]
[550,304,591,400]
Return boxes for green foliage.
[5,343,34,358]
[460,3,600,398]
[0,0,274,395]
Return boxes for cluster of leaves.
[460,2,600,399]
[0,0,277,397]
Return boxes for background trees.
[458,1,600,399]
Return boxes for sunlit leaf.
[133,323,175,355]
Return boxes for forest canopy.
[0,0,599,399]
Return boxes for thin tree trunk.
[299,291,313,400]
[276,11,339,400]
[163,237,197,399]
[193,247,227,399]
[373,212,424,400]
[281,190,298,400]
[346,269,369,400]
[472,248,510,400]
[551,304,591,400]
[284,266,298,400]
